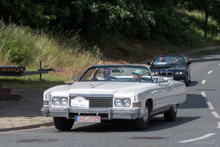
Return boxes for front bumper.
[173,75,186,82]
[156,74,186,82]
[41,106,141,120]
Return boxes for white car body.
[41,64,186,130]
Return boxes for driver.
[151,56,167,65]
[91,60,112,81]
[132,69,143,82]
[102,68,111,80]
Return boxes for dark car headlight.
[175,71,185,75]
[152,72,159,76]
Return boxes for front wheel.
[185,76,189,86]
[164,105,177,121]
[188,74,191,83]
[53,117,74,131]
[133,102,150,130]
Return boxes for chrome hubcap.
[142,107,149,122]
[173,105,177,113]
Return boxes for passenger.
[132,69,143,82]
[173,57,183,65]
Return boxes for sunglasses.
[103,72,110,75]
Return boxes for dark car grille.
[69,94,113,108]
[161,72,173,76]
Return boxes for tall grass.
[0,20,101,84]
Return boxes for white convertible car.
[41,64,186,131]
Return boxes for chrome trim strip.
[69,94,113,98]
[42,106,141,120]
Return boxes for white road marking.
[207,102,214,110]
[179,133,215,143]
[201,92,206,97]
[211,111,220,119]
[207,70,213,74]
[201,80,206,84]
[218,122,220,128]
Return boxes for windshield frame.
[152,55,186,67]
[78,64,154,83]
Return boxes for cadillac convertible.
[41,64,186,131]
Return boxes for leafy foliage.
[0,0,69,28]
[0,0,219,50]
[179,0,220,37]
[70,0,155,40]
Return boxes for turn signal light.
[133,102,142,107]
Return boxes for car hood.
[50,82,157,97]
[150,65,186,71]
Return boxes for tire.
[164,105,177,121]
[188,74,191,83]
[53,117,74,131]
[185,76,189,86]
[133,102,150,130]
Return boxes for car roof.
[155,55,184,58]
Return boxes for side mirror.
[73,76,79,82]
[157,77,165,83]
[154,77,165,83]
[187,61,191,65]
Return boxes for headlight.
[115,99,123,107]
[114,98,131,107]
[152,72,159,76]
[61,97,68,106]
[52,97,60,105]
[123,99,131,107]
[175,71,185,75]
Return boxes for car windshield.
[152,56,186,66]
[79,65,153,83]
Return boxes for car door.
[151,78,171,114]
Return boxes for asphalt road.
[1,52,220,147]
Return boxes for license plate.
[75,116,101,123]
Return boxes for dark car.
[148,55,191,86]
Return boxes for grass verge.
[0,20,101,89]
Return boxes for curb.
[0,122,54,132]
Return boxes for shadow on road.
[178,94,208,109]
[55,116,199,133]
[187,81,198,87]
[54,93,208,133]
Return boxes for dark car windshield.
[152,56,186,66]
[79,66,153,83]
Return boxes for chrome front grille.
[69,94,113,108]
[89,98,112,107]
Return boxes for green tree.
[180,0,220,38]
[0,0,69,28]
[70,0,155,40]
